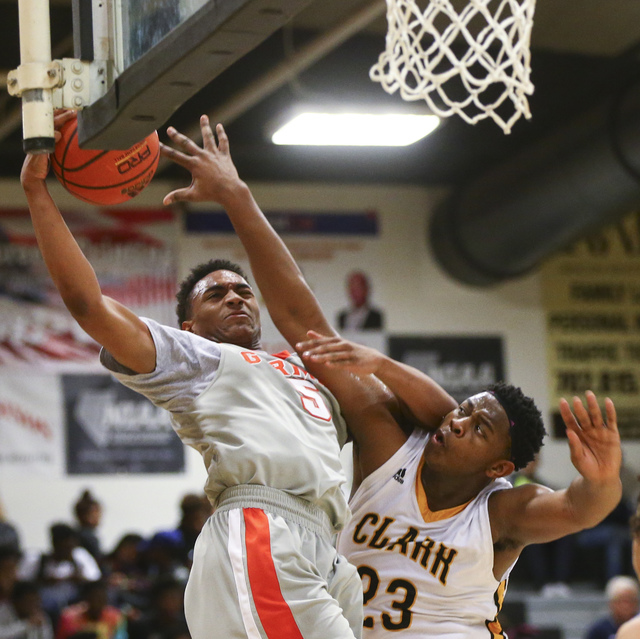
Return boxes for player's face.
[425,392,512,476]
[183,270,261,349]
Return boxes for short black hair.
[487,382,546,471]
[175,259,249,326]
[12,580,40,601]
[50,523,78,545]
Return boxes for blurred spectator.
[150,494,211,572]
[0,524,20,559]
[337,271,384,331]
[127,577,188,639]
[584,576,639,639]
[0,548,22,633]
[616,489,640,638]
[73,493,102,563]
[0,581,54,639]
[510,457,575,596]
[174,494,211,567]
[102,535,149,614]
[577,497,634,585]
[18,524,101,624]
[56,580,126,639]
[141,536,187,586]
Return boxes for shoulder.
[616,616,640,639]
[488,481,553,539]
[489,481,553,511]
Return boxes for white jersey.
[338,429,515,639]
[101,318,350,532]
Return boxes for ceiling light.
[271,112,440,146]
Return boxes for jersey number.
[290,379,332,421]
[359,565,417,631]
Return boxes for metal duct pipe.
[429,79,640,286]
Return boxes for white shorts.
[185,485,363,639]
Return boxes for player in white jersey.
[20,111,366,639]
[158,115,624,638]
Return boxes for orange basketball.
[52,115,160,205]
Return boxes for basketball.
[52,115,160,205]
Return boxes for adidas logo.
[393,468,406,484]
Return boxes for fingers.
[163,187,193,206]
[559,397,579,432]
[159,141,193,169]
[53,109,76,129]
[296,335,342,355]
[307,330,329,339]
[201,115,216,153]
[560,391,617,437]
[165,126,203,157]
[604,397,618,432]
[216,123,229,154]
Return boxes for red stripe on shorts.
[243,508,304,639]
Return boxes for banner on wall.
[62,374,184,475]
[542,211,640,439]
[0,207,178,371]
[0,373,64,475]
[388,336,504,404]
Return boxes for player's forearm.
[565,474,622,530]
[221,182,333,338]
[24,180,104,318]
[373,355,456,428]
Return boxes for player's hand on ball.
[53,109,77,140]
[21,150,51,185]
[21,110,78,185]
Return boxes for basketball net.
[370,0,537,134]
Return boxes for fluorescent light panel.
[272,112,440,146]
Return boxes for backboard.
[73,0,316,149]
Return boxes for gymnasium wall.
[0,176,638,553]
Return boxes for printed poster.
[63,374,184,475]
[541,210,640,438]
[388,336,504,404]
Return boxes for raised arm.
[20,113,155,373]
[491,391,622,554]
[297,331,457,429]
[160,117,419,479]
[160,116,333,348]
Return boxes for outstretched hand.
[21,109,76,186]
[559,390,621,484]
[160,115,244,207]
[296,330,384,376]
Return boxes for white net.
[370,0,537,134]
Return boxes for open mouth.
[433,430,445,446]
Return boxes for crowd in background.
[0,490,212,639]
[0,471,638,639]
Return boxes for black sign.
[63,375,184,475]
[389,336,504,404]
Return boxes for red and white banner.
[0,207,178,371]
[0,373,64,475]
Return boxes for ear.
[181,320,194,333]
[486,459,515,479]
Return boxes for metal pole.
[18,0,55,153]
